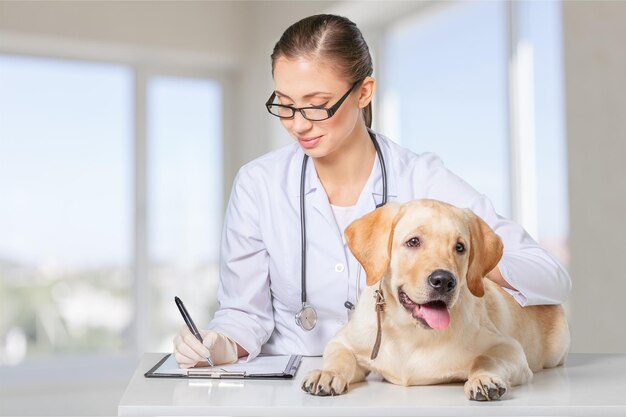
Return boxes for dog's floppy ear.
[345,202,402,286]
[465,210,503,297]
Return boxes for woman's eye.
[311,102,329,108]
[405,237,421,248]
[456,242,465,253]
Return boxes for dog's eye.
[405,237,421,248]
[456,242,465,253]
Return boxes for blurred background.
[0,0,624,415]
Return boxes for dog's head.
[345,199,503,330]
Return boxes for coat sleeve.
[206,165,274,360]
[419,153,572,306]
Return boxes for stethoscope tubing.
[297,131,387,330]
[299,153,309,305]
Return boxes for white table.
[118,353,626,416]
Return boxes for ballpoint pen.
[175,296,214,367]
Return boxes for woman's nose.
[291,110,313,133]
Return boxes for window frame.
[0,36,233,382]
[370,0,559,241]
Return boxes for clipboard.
[144,353,302,379]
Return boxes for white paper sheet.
[154,354,294,376]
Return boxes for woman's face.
[272,56,367,159]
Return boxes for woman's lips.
[298,135,322,149]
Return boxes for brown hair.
[270,14,374,128]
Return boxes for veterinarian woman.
[173,14,571,367]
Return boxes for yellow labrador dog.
[302,199,569,400]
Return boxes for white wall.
[0,0,247,64]
[562,0,626,353]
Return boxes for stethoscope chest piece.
[295,304,317,331]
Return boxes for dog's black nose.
[428,269,456,293]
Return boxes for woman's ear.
[345,202,401,286]
[358,76,376,109]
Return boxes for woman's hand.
[173,326,240,368]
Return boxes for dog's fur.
[302,199,570,400]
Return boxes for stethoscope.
[295,130,388,331]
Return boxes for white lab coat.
[207,132,571,360]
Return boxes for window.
[529,1,569,264]
[381,1,510,216]
[0,55,133,363]
[0,55,225,365]
[147,76,223,351]
[380,0,569,264]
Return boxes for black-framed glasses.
[265,81,359,121]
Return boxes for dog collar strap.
[371,283,386,360]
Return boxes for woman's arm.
[206,165,275,360]
[469,195,571,306]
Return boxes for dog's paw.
[464,375,507,401]
[301,369,348,396]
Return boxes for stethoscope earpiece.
[295,131,388,331]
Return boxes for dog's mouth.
[398,289,450,330]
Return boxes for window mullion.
[507,0,539,239]
[133,66,149,356]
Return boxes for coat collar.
[287,132,398,242]
[288,131,398,201]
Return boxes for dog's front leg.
[302,340,368,396]
[465,341,533,401]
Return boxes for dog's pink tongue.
[414,304,450,329]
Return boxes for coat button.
[334,263,345,273]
